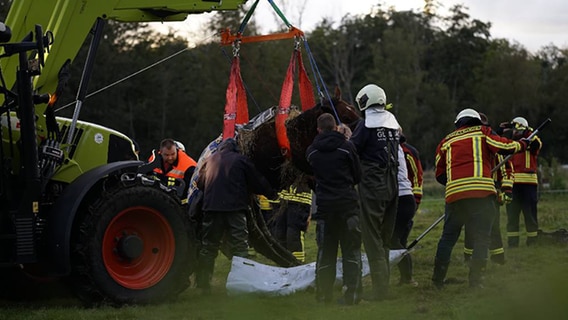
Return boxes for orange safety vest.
[435,125,524,203]
[149,149,197,179]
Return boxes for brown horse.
[189,88,360,267]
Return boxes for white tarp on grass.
[226,249,408,296]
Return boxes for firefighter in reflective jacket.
[432,108,527,289]
[273,183,312,262]
[148,138,197,200]
[505,117,543,247]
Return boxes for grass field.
[1,193,568,320]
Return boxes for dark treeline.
[5,3,566,168]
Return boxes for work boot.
[364,260,390,301]
[399,278,419,287]
[338,286,360,305]
[508,236,519,248]
[195,258,214,293]
[196,269,211,292]
[490,253,506,265]
[526,236,538,247]
[316,290,332,304]
[397,255,415,286]
[468,259,487,289]
[432,259,450,289]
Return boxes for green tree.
[473,40,541,125]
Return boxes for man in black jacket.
[195,138,276,293]
[307,113,362,305]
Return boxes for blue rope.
[302,39,322,102]
[303,40,341,124]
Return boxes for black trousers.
[315,202,361,302]
[464,200,504,260]
[390,194,417,283]
[196,210,248,289]
[273,202,311,256]
[506,184,538,246]
[435,196,496,267]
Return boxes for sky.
[150,0,568,53]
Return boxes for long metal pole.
[406,214,445,250]
[65,18,106,148]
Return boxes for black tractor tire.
[70,181,192,306]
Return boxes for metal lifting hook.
[232,39,241,57]
[293,36,302,50]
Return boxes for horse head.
[286,86,361,176]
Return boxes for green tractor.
[0,0,250,305]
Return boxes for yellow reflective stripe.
[527,231,538,237]
[485,134,523,152]
[514,172,538,184]
[507,232,520,237]
[490,248,505,255]
[169,169,185,176]
[406,154,421,187]
[525,150,531,169]
[181,198,188,205]
[501,179,513,189]
[446,145,452,181]
[293,251,305,263]
[463,247,473,254]
[293,231,306,262]
[412,186,423,196]
[444,132,482,147]
[473,136,482,177]
[444,125,482,139]
[445,177,495,197]
[279,189,312,204]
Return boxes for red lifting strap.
[276,49,316,157]
[223,57,249,140]
[276,53,295,157]
[297,50,316,111]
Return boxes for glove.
[519,138,530,151]
[498,190,513,206]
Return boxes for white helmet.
[355,84,387,111]
[174,140,186,152]
[454,108,481,124]
[511,116,529,130]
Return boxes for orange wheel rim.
[102,206,175,289]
